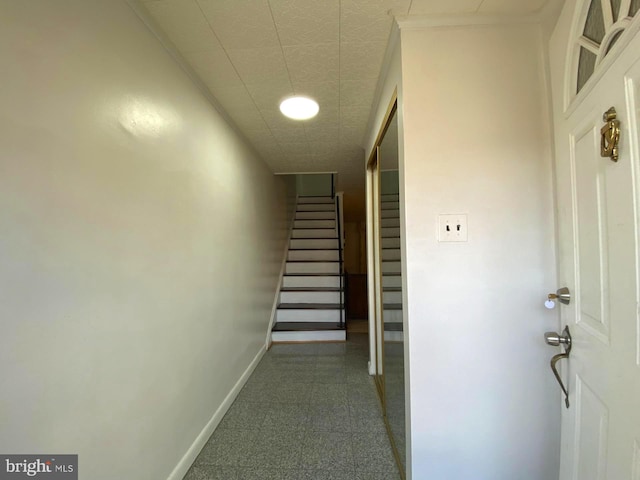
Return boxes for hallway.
[184,335,400,480]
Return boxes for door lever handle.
[544,326,572,408]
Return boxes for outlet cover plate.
[438,214,468,242]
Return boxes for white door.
[550,2,640,478]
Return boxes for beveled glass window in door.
[575,0,639,93]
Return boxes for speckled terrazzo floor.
[183,334,402,480]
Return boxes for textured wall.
[0,2,289,479]
[399,23,559,479]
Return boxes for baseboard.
[166,345,266,480]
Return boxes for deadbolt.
[547,287,571,306]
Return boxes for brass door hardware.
[544,326,572,408]
[600,107,620,162]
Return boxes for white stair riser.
[272,330,346,343]
[382,237,400,248]
[382,261,401,274]
[288,250,338,261]
[298,196,334,204]
[382,249,400,260]
[297,204,335,212]
[383,331,403,343]
[294,220,336,229]
[381,210,399,218]
[381,227,400,237]
[280,291,341,304]
[382,275,401,288]
[383,309,403,323]
[381,194,399,202]
[286,262,339,274]
[381,218,400,227]
[276,309,342,322]
[292,229,337,238]
[296,211,335,220]
[383,291,402,303]
[381,201,400,209]
[290,238,338,249]
[283,276,340,288]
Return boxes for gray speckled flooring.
[183,334,401,480]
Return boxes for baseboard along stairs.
[381,193,403,342]
[271,195,347,343]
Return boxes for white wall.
[0,2,291,479]
[296,173,334,197]
[393,22,559,479]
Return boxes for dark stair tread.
[291,238,339,241]
[383,287,402,292]
[296,209,335,212]
[278,303,341,309]
[280,287,341,292]
[273,322,345,332]
[287,259,338,262]
[294,227,336,230]
[297,206,335,209]
[289,248,339,251]
[384,323,403,332]
[284,273,340,277]
[384,303,403,310]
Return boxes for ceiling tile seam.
[266,0,310,152]
[193,0,285,159]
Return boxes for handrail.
[336,193,344,329]
[331,173,335,199]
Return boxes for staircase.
[381,193,403,341]
[271,195,347,343]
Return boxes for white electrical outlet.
[438,214,468,242]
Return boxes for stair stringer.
[265,194,299,349]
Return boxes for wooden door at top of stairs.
[550,5,640,479]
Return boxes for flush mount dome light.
[279,96,319,120]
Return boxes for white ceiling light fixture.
[279,96,319,120]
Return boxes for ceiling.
[137,0,551,194]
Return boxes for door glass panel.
[605,30,624,54]
[610,0,622,21]
[583,0,606,43]
[578,47,597,92]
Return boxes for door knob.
[544,330,571,347]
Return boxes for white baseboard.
[166,345,266,480]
